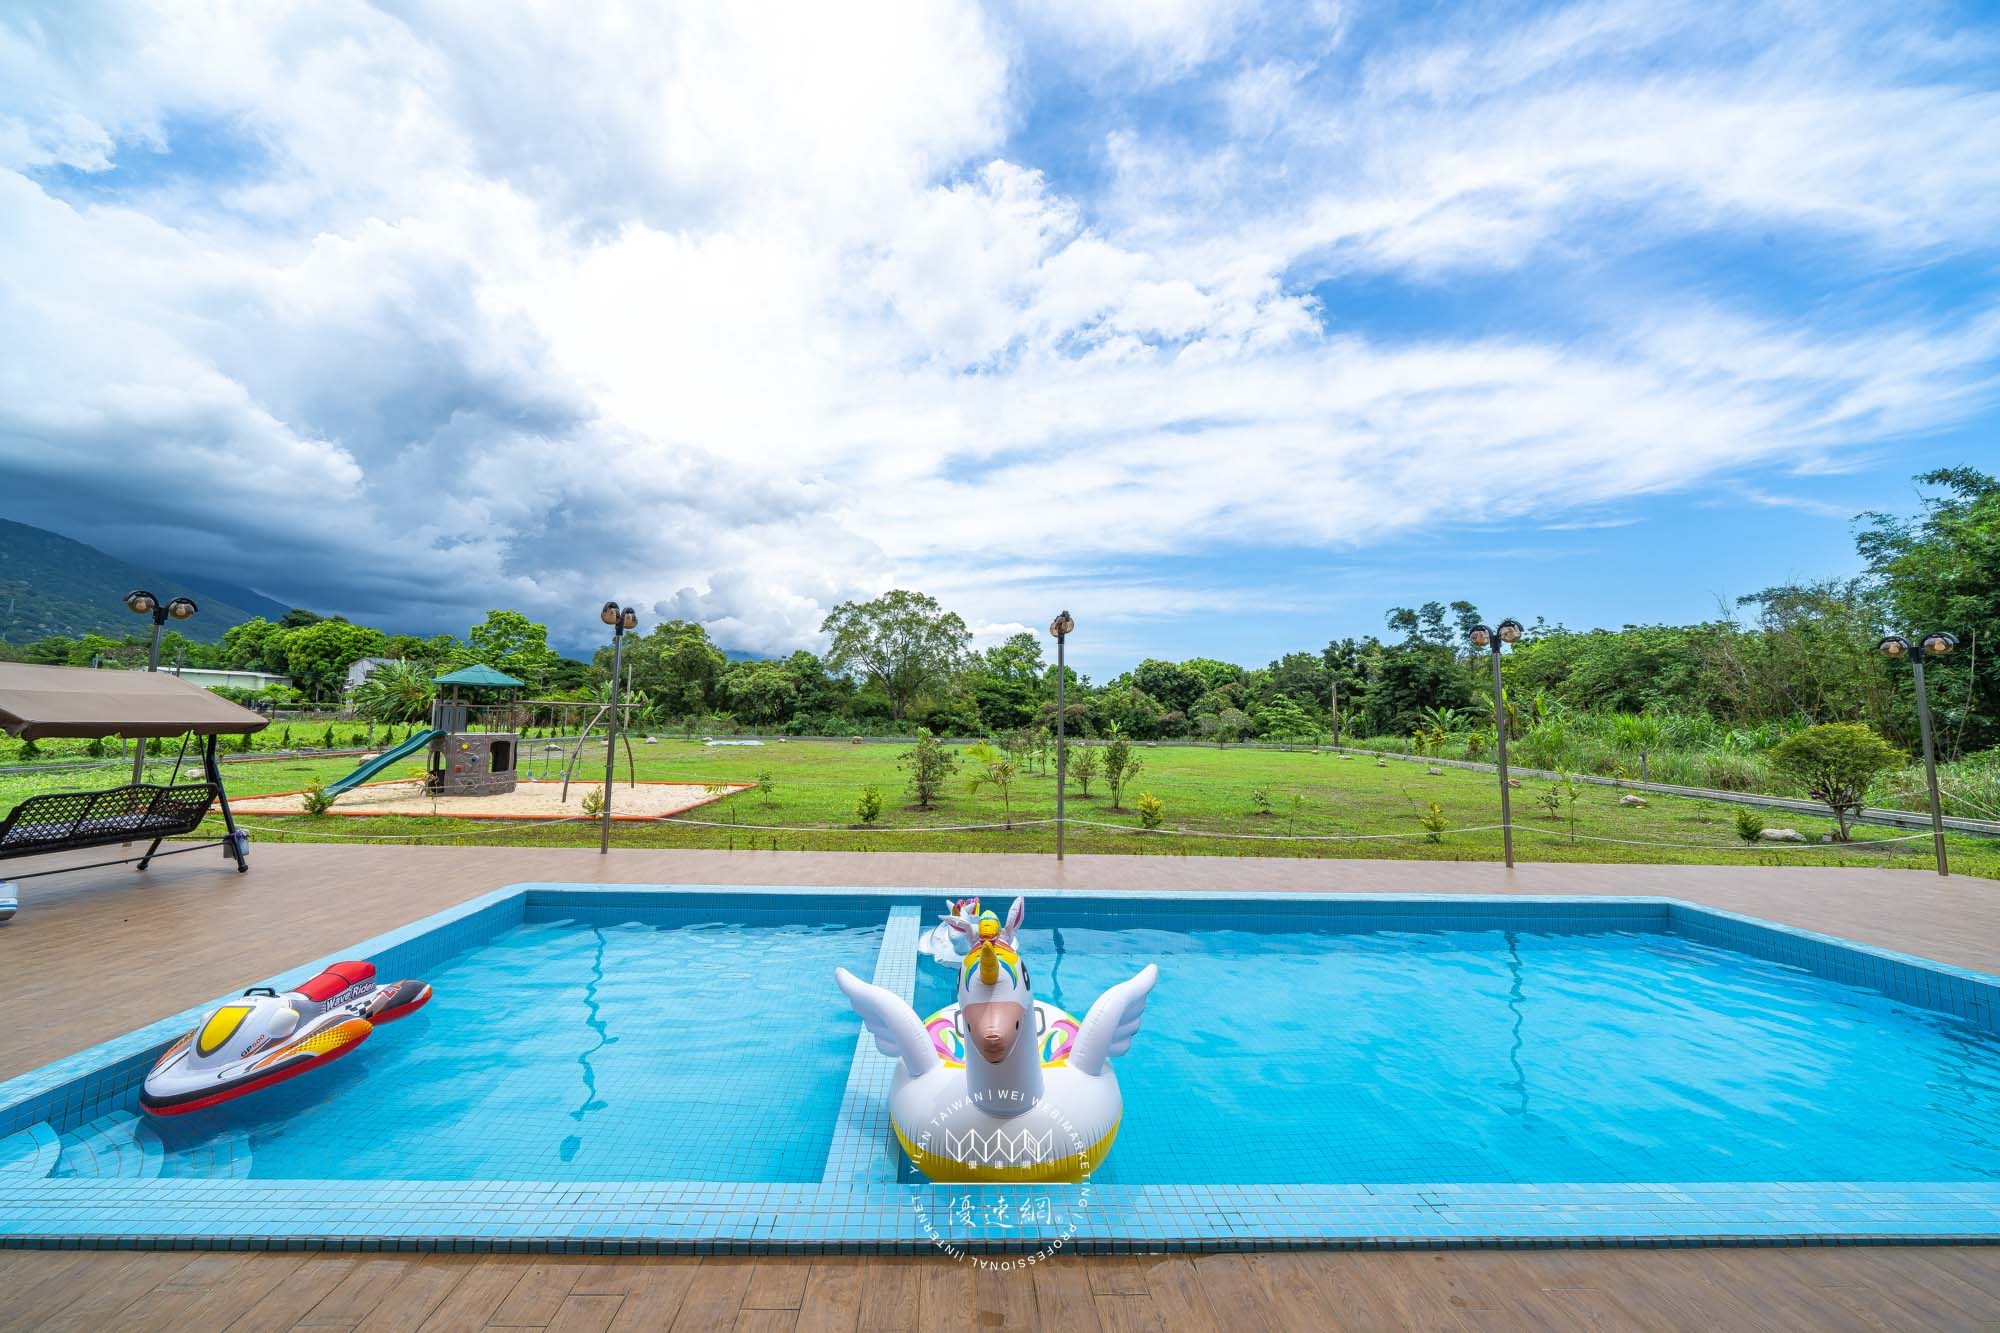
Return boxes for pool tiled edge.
[4,883,2000,1252]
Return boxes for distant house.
[168,666,291,693]
[346,657,394,691]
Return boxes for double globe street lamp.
[1049,610,1074,860]
[125,590,198,785]
[1468,618,1525,868]
[598,601,639,854]
[1879,631,1958,877]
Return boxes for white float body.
[891,1000,1121,1182]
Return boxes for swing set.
[0,663,266,921]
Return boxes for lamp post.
[598,600,639,854]
[1879,632,1957,877]
[124,590,197,785]
[1049,611,1074,861]
[1468,618,1524,868]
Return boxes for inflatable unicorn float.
[837,898,1156,1181]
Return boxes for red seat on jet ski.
[293,960,376,1002]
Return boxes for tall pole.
[1912,655,1949,878]
[1055,631,1066,862]
[1330,676,1339,747]
[1490,644,1514,869]
[131,613,165,786]
[600,623,626,855]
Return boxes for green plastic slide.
[323,729,443,799]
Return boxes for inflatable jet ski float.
[837,898,1157,1182]
[140,961,431,1116]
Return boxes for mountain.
[0,517,294,644]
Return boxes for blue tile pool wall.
[8,884,2000,1252]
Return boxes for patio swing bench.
[0,663,264,922]
[0,781,222,864]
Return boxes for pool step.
[158,1129,253,1179]
[52,1112,164,1179]
[0,1123,60,1178]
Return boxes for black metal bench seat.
[0,782,218,860]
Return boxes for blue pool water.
[132,918,880,1181]
[51,914,2000,1187]
[918,926,2000,1184]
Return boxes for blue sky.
[1,1,1996,670]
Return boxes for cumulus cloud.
[0,0,1995,665]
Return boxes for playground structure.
[320,667,643,811]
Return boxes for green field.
[7,736,1989,876]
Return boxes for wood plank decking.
[3,845,1998,1329]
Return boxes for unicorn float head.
[835,897,1157,1181]
[921,896,984,968]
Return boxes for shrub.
[1464,730,1488,761]
[756,769,777,807]
[1768,723,1902,841]
[1249,786,1273,816]
[18,738,40,760]
[1103,737,1143,809]
[1700,753,1762,792]
[278,727,292,749]
[1534,771,1584,843]
[146,736,164,756]
[300,778,335,816]
[1734,806,1767,843]
[964,741,1020,826]
[236,731,253,752]
[85,737,106,758]
[1419,800,1448,843]
[581,785,606,817]
[1068,745,1100,797]
[856,786,883,825]
[1135,792,1165,829]
[899,729,959,810]
[320,724,336,750]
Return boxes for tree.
[820,590,970,721]
[1102,735,1143,810]
[350,659,436,724]
[1768,723,1904,841]
[281,620,387,699]
[899,728,960,809]
[1859,466,1999,754]
[1129,659,1205,715]
[466,610,560,685]
[723,660,800,727]
[615,620,727,718]
[964,741,1020,826]
[221,617,288,673]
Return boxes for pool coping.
[4,883,2000,1252]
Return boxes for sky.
[2,1,1997,675]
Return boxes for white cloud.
[0,0,1995,668]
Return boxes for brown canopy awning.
[0,663,270,740]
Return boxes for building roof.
[430,664,525,688]
[0,663,270,739]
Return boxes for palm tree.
[350,659,435,725]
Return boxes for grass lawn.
[6,736,1987,876]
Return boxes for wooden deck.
[4,845,1999,1330]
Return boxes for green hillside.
[0,516,292,644]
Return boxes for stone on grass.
[1376,759,1388,768]
[1759,827,1807,843]
[1427,766,1444,775]
[1618,794,1648,808]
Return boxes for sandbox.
[229,778,751,821]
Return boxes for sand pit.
[232,778,751,821]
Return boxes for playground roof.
[0,663,270,740]
[431,664,524,688]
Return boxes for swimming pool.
[4,885,2000,1251]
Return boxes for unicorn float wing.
[1066,964,1158,1077]
[834,967,939,1078]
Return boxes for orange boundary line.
[221,779,756,823]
